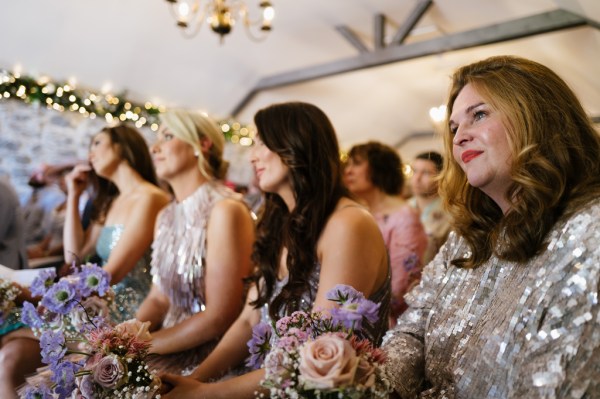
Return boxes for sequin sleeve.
[381,233,458,398]
[381,200,600,398]
[507,209,600,397]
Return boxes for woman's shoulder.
[136,183,171,205]
[322,198,382,241]
[329,197,373,222]
[555,198,600,247]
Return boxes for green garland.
[0,69,254,145]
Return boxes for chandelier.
[165,0,274,43]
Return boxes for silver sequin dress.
[382,199,600,398]
[147,182,242,375]
[96,224,152,323]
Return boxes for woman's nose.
[452,126,471,146]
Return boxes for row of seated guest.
[160,101,391,397]
[10,101,391,397]
[4,55,600,398]
[156,56,600,397]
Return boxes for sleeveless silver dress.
[147,181,243,375]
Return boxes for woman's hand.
[64,163,91,197]
[160,373,206,399]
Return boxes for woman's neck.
[110,163,145,196]
[168,170,211,202]
[359,188,395,215]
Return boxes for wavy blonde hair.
[440,55,600,268]
[159,109,228,180]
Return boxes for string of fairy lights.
[0,68,255,146]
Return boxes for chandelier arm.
[182,6,208,38]
[165,0,273,42]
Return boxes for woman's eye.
[164,133,173,141]
[449,125,458,135]
[474,110,486,121]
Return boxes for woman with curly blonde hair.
[383,55,600,398]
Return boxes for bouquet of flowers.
[20,263,161,399]
[246,284,391,399]
[21,264,114,339]
[0,278,21,325]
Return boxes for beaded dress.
[147,182,242,375]
[382,199,600,398]
[96,224,152,323]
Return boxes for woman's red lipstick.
[461,150,483,163]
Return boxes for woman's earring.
[194,150,200,158]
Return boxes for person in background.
[0,177,27,271]
[408,151,452,263]
[160,101,390,398]
[383,55,600,397]
[63,124,170,322]
[134,109,255,375]
[344,141,427,326]
[26,165,73,260]
[0,177,32,398]
[22,172,47,247]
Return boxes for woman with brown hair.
[2,124,169,398]
[383,55,600,397]
[63,124,170,321]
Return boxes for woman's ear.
[199,137,213,153]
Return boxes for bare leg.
[0,337,43,398]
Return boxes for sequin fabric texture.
[96,224,152,323]
[148,182,241,374]
[382,200,600,398]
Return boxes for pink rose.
[298,333,359,390]
[92,354,127,389]
[115,319,152,341]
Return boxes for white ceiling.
[1,0,599,159]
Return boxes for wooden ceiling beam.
[391,0,434,45]
[231,9,595,116]
[335,25,370,53]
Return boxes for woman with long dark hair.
[161,101,391,398]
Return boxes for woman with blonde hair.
[383,55,600,397]
[135,109,255,375]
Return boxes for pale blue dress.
[96,224,152,323]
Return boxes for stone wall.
[0,100,253,203]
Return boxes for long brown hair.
[248,102,349,318]
[90,124,159,223]
[440,55,600,268]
